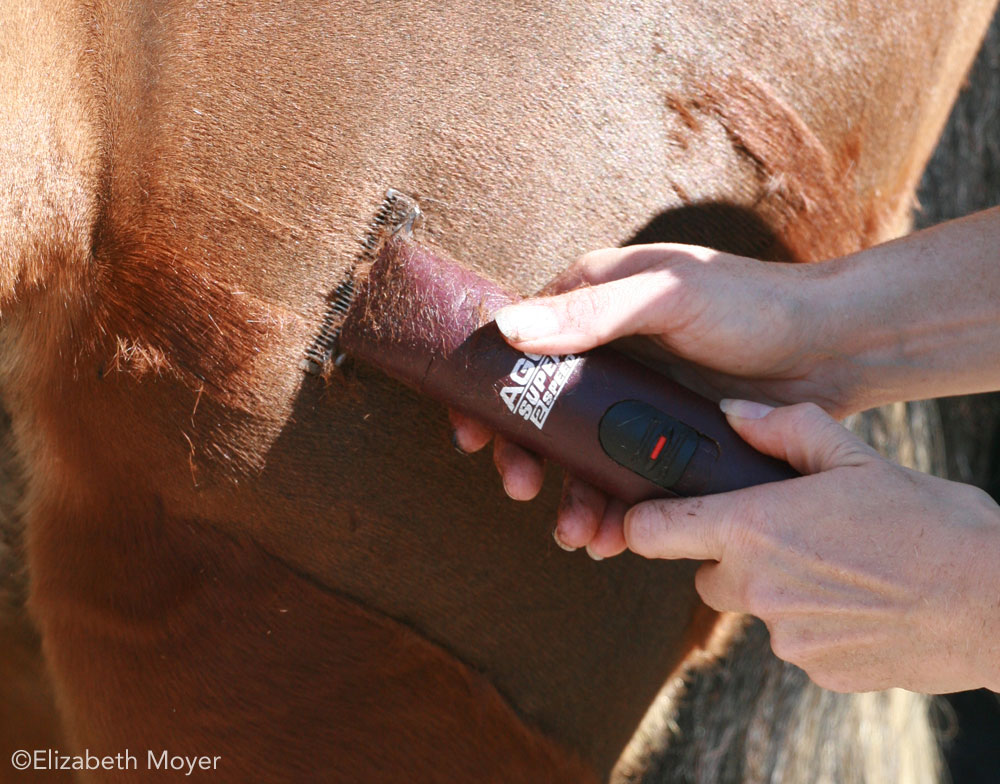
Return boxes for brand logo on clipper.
[499,353,582,429]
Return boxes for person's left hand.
[623,399,1000,694]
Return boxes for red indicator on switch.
[649,435,667,460]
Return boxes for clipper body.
[337,237,797,504]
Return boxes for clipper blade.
[301,189,423,375]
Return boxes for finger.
[694,561,746,613]
[492,436,545,501]
[541,244,715,295]
[623,491,743,561]
[493,271,688,355]
[554,475,608,551]
[448,410,494,454]
[720,400,878,475]
[585,498,629,560]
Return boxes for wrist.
[960,488,1000,692]
[976,535,1000,693]
[791,254,878,416]
[798,210,1000,413]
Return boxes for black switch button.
[598,400,713,491]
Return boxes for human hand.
[451,243,854,555]
[623,400,1000,693]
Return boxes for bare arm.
[812,206,1000,411]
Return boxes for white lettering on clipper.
[499,352,582,430]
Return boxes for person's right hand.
[450,243,858,557]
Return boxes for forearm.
[972,505,1000,693]
[814,207,1000,412]
[959,492,1000,694]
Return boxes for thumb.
[720,400,878,475]
[493,271,681,355]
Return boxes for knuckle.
[563,286,608,332]
[821,432,861,466]
[575,247,615,272]
[695,562,742,613]
[767,621,826,666]
[784,402,832,442]
[787,402,875,469]
[693,565,718,606]
[767,625,804,664]
[787,401,825,431]
[620,244,685,271]
[647,242,709,266]
[743,580,773,616]
[798,401,825,418]
[767,625,792,660]
[693,563,723,606]
[647,266,685,294]
[870,458,903,485]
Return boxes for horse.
[1,0,996,780]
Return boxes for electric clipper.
[303,190,797,505]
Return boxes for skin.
[454,206,1000,694]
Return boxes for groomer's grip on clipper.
[337,237,797,506]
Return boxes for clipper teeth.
[299,276,356,375]
[300,189,422,375]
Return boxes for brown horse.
[2,1,996,781]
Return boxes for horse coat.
[1,1,996,780]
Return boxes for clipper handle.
[338,239,797,504]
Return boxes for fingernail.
[502,475,517,500]
[553,528,577,552]
[719,399,774,420]
[495,305,559,342]
[585,545,604,562]
[450,430,469,456]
